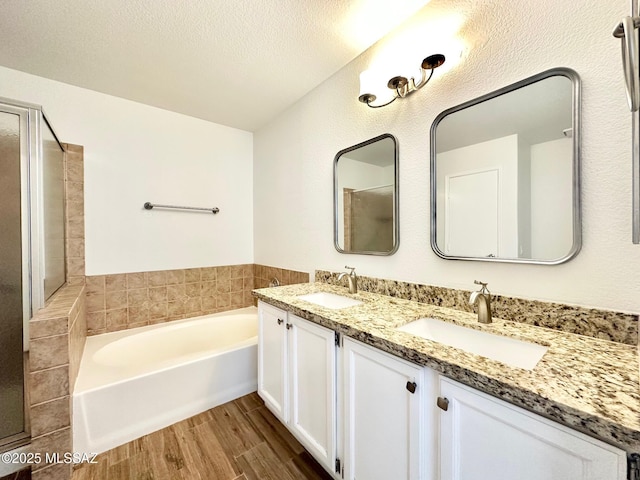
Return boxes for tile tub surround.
[253,282,640,453]
[85,264,309,335]
[85,264,256,335]
[254,264,309,289]
[29,283,86,480]
[63,144,85,287]
[316,270,639,346]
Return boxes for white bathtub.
[73,306,258,454]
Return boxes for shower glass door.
[0,109,27,448]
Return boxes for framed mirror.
[430,68,581,264]
[334,133,399,255]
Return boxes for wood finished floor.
[72,392,333,480]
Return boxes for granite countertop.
[253,282,640,453]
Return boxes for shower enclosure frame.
[0,96,66,452]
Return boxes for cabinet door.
[438,377,627,480]
[343,338,426,480]
[288,314,337,472]
[257,302,288,422]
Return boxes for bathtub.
[73,306,258,454]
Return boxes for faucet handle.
[473,280,489,293]
[345,266,356,275]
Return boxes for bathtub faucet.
[337,266,358,294]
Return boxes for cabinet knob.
[277,318,284,325]
[437,396,449,411]
[286,323,292,330]
[406,381,417,394]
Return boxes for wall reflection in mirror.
[430,69,581,264]
[334,134,399,255]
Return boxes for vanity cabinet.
[257,302,288,421]
[342,337,436,480]
[257,302,337,472]
[438,377,627,480]
[258,301,628,480]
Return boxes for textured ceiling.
[0,0,428,131]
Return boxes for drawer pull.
[277,318,284,325]
[406,381,417,394]
[437,396,449,411]
[286,323,292,330]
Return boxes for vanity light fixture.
[358,54,446,108]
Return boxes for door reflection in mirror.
[334,134,399,255]
[431,68,581,264]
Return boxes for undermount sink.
[297,292,363,310]
[396,318,547,370]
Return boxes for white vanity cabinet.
[257,301,337,473]
[342,337,436,480]
[437,377,627,480]
[257,301,288,421]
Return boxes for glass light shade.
[359,69,378,98]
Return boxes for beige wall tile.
[200,281,216,297]
[201,267,217,281]
[184,282,201,298]
[65,157,83,183]
[85,293,105,313]
[106,309,128,331]
[185,268,201,283]
[217,266,231,281]
[67,238,85,258]
[148,270,167,286]
[31,396,70,437]
[31,334,68,371]
[216,294,231,309]
[217,279,230,294]
[30,317,68,339]
[128,306,150,325]
[31,427,72,459]
[65,181,84,204]
[85,276,105,295]
[184,298,202,314]
[86,311,106,333]
[126,272,148,289]
[166,269,185,285]
[168,284,186,301]
[149,286,167,303]
[231,292,244,308]
[230,265,244,279]
[105,274,127,291]
[149,303,168,320]
[168,301,185,317]
[105,290,127,310]
[67,216,84,239]
[230,278,243,292]
[30,366,69,405]
[202,297,217,311]
[127,288,149,306]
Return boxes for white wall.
[0,65,254,275]
[530,137,573,260]
[254,0,640,313]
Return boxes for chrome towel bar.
[143,202,220,214]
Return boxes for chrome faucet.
[469,280,492,324]
[337,266,358,294]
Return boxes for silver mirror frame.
[334,133,400,255]
[430,67,582,264]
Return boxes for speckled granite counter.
[253,283,640,453]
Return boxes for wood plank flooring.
[72,393,333,480]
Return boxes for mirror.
[430,68,581,264]
[334,133,399,255]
